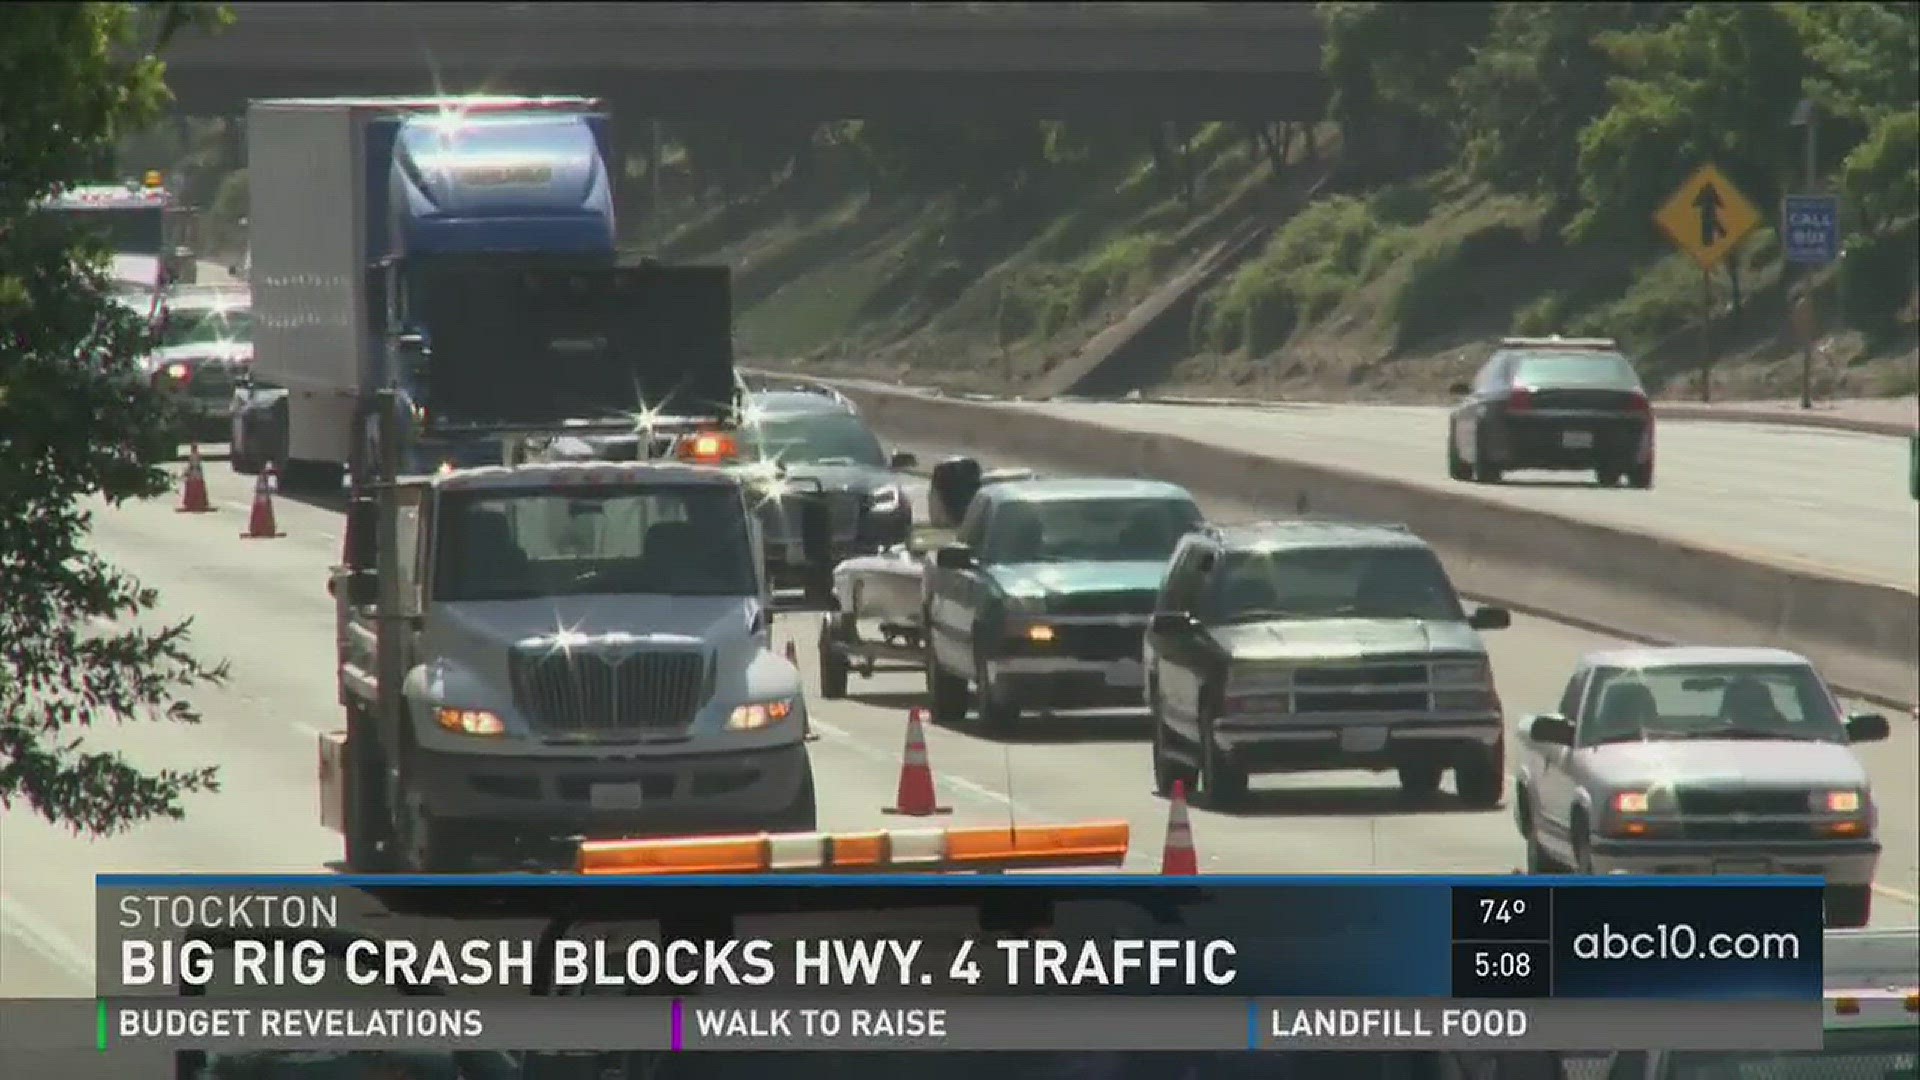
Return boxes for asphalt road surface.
[2,449,1914,999]
[1018,401,1920,591]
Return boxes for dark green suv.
[1143,520,1512,809]
[923,473,1202,734]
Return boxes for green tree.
[1795,1,1919,233]
[1320,1,1494,172]
[1569,2,1813,243]
[0,3,230,834]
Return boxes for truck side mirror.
[935,544,976,571]
[1150,611,1195,634]
[344,495,378,571]
[1526,714,1574,746]
[889,450,919,471]
[1468,605,1511,630]
[1845,712,1890,743]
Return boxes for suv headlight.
[728,698,796,731]
[1227,663,1292,694]
[868,485,903,513]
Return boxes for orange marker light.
[678,430,739,464]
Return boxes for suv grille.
[761,490,859,544]
[1290,655,1434,713]
[508,646,713,735]
[1672,789,1812,816]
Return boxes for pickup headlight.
[1613,791,1651,814]
[1225,664,1292,715]
[868,485,903,513]
[436,707,506,737]
[1814,790,1864,814]
[728,698,796,731]
[1432,659,1492,686]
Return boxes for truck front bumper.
[1210,714,1504,773]
[406,740,811,839]
[1586,836,1881,884]
[983,656,1147,712]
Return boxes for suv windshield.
[1581,663,1847,744]
[983,497,1201,564]
[434,485,758,601]
[160,302,253,348]
[1508,351,1640,390]
[743,410,885,468]
[1205,546,1465,623]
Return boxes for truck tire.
[1149,690,1198,798]
[1826,885,1872,928]
[341,702,393,872]
[1398,763,1443,798]
[924,632,970,725]
[817,616,850,700]
[972,650,1020,737]
[1455,746,1504,809]
[1200,721,1248,809]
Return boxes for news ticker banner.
[91,873,1824,1051]
[92,996,1819,1053]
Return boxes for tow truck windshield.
[433,485,758,601]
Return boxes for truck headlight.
[1612,791,1651,814]
[1815,790,1863,814]
[436,707,505,737]
[728,698,796,731]
[1432,659,1492,686]
[868,485,903,513]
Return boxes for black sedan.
[1446,338,1655,488]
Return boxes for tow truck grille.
[509,647,713,734]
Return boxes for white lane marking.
[805,717,1044,818]
[0,893,93,983]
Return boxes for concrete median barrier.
[827,379,1919,710]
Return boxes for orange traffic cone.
[241,465,284,539]
[176,444,213,513]
[1160,779,1198,875]
[882,708,951,816]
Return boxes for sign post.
[1782,193,1840,408]
[1655,164,1761,403]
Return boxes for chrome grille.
[1292,656,1437,714]
[508,646,712,734]
[1051,590,1158,617]
[761,490,860,544]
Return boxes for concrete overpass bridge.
[160,2,1328,120]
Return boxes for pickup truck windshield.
[983,497,1201,564]
[1206,547,1465,624]
[1581,663,1847,743]
[1661,1030,1918,1078]
[435,485,758,601]
[743,411,886,468]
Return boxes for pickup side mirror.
[343,495,378,571]
[1845,712,1890,743]
[935,544,977,570]
[889,450,919,471]
[1150,611,1195,634]
[1526,713,1575,746]
[1468,605,1511,630]
[1448,382,1471,397]
[344,570,378,607]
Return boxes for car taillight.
[1507,387,1534,412]
[1626,391,1651,413]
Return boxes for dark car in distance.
[1446,337,1655,488]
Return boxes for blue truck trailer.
[245,95,618,489]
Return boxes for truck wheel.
[1516,788,1557,873]
[1199,723,1247,809]
[1447,436,1471,481]
[1150,692,1198,797]
[1472,433,1503,484]
[341,702,393,872]
[972,652,1020,737]
[1825,885,1872,928]
[816,616,849,700]
[396,780,462,873]
[1454,748,1504,809]
[924,638,970,725]
[1625,464,1654,489]
[1398,764,1443,798]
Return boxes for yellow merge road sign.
[1655,164,1761,270]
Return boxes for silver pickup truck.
[1513,646,1890,927]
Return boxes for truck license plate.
[1339,726,1387,753]
[589,782,646,811]
[1105,660,1144,688]
[1562,430,1594,449]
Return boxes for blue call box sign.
[1782,194,1839,264]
